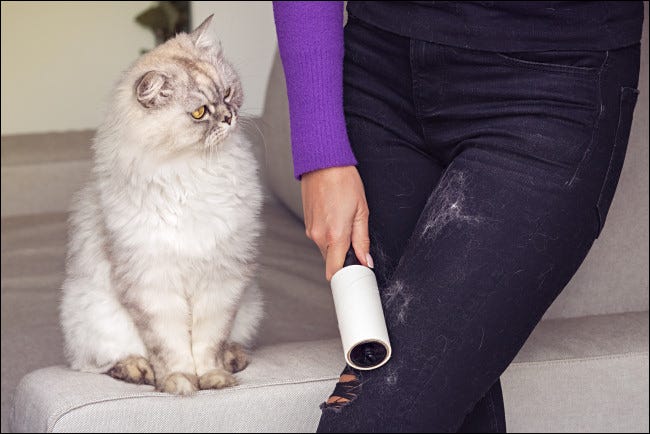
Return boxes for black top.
[347,1,644,52]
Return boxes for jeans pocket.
[594,86,640,237]
[496,50,608,76]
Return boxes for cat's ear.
[135,71,173,109]
[190,15,214,49]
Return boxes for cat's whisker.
[205,142,212,167]
[238,117,268,155]
[238,109,264,117]
[239,116,272,175]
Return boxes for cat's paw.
[157,372,199,395]
[198,368,237,390]
[107,356,155,386]
[221,342,249,373]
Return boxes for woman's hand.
[301,165,372,281]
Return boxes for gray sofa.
[2,13,648,433]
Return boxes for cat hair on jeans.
[60,16,264,395]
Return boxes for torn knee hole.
[320,367,361,412]
[338,374,357,383]
[326,395,351,405]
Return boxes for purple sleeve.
[272,1,357,179]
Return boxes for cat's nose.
[222,114,232,125]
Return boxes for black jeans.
[317,14,640,433]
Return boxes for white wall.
[1,1,277,136]
[191,1,277,117]
[1,1,155,135]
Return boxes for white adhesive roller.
[330,262,392,370]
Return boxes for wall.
[0,1,276,136]
[1,1,156,135]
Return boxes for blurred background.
[1,1,277,136]
[1,1,280,218]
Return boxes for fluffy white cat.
[60,16,263,395]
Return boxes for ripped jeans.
[317,14,641,433]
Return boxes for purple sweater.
[272,1,356,179]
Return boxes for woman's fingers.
[351,204,371,268]
[326,232,352,280]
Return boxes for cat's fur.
[60,16,263,395]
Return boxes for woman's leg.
[317,12,640,434]
[317,16,508,432]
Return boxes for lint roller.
[330,248,392,370]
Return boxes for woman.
[272,2,643,432]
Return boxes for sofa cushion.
[10,311,649,433]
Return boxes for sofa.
[2,11,648,433]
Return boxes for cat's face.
[126,16,243,153]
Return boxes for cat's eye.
[191,106,207,119]
[224,87,231,101]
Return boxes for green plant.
[136,1,190,48]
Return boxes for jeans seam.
[494,51,604,75]
[409,38,426,131]
[486,386,499,432]
[596,87,624,229]
[566,49,609,188]
[408,39,443,165]
[595,88,625,211]
[594,86,639,231]
[409,39,419,117]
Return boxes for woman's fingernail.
[366,253,374,269]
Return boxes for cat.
[59,15,263,395]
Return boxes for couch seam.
[508,351,648,368]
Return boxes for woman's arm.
[272,1,371,279]
[272,1,357,179]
